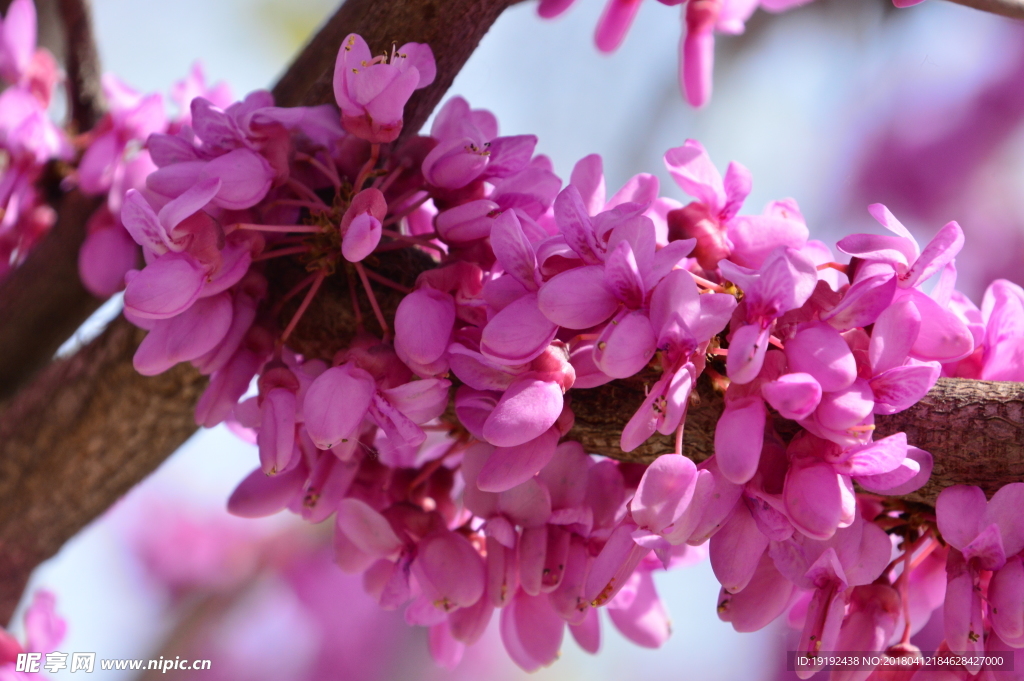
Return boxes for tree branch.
[569,374,1024,505]
[58,0,105,132]
[0,191,103,401]
[0,317,206,622]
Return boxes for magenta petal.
[868,298,921,374]
[480,293,558,365]
[686,459,745,543]
[607,570,670,649]
[123,252,206,319]
[302,364,375,449]
[227,465,305,518]
[554,185,603,264]
[336,497,402,558]
[988,482,1024,557]
[822,273,897,332]
[121,189,170,253]
[936,485,987,551]
[663,140,725,211]
[681,29,714,108]
[814,379,875,432]
[944,550,986,671]
[714,396,766,485]
[870,362,940,414]
[585,523,651,606]
[902,289,974,362]
[133,292,233,375]
[342,213,382,262]
[486,536,517,607]
[200,148,274,209]
[856,446,931,495]
[903,219,964,288]
[477,427,559,493]
[569,608,601,654]
[500,589,565,672]
[784,460,843,540]
[449,595,494,646]
[538,441,591,510]
[593,310,657,379]
[78,225,139,297]
[518,524,547,596]
[428,622,464,670]
[157,176,221,231]
[570,153,606,215]
[718,552,795,632]
[415,530,485,611]
[594,0,643,52]
[761,373,821,421]
[620,374,668,452]
[257,388,297,474]
[483,378,563,448]
[604,240,645,308]
[832,432,907,477]
[382,378,450,423]
[726,323,771,385]
[497,478,553,527]
[785,322,857,392]
[538,265,618,329]
[989,557,1024,647]
[632,454,698,534]
[491,210,539,291]
[394,287,455,366]
[709,501,769,593]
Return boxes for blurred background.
[8,0,1024,678]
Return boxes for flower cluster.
[76,63,234,298]
[4,10,1023,676]
[0,0,68,278]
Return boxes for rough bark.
[58,0,105,132]
[0,317,207,621]
[0,191,103,401]
[570,375,1024,505]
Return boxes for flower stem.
[281,270,326,343]
[355,261,390,337]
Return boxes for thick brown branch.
[58,0,105,131]
[0,317,206,622]
[569,375,1024,505]
[0,191,103,401]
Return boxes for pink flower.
[332,34,435,143]
[665,140,808,270]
